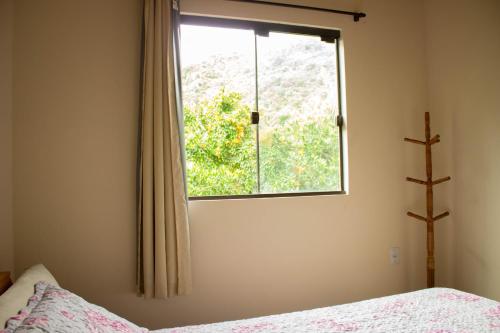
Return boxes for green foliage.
[184,89,341,197]
[184,89,257,196]
[259,119,340,193]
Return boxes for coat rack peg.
[406,177,427,185]
[429,135,440,145]
[433,211,450,221]
[432,176,451,185]
[407,211,427,222]
[404,138,426,145]
[404,112,451,288]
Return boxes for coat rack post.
[424,113,435,288]
[404,112,450,288]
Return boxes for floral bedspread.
[3,282,499,332]
[2,282,147,333]
[155,288,500,333]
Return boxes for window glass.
[181,25,257,196]
[257,32,341,193]
[180,19,344,198]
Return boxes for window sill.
[189,191,346,201]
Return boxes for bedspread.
[154,288,500,333]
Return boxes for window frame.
[179,15,346,200]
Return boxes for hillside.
[181,35,340,129]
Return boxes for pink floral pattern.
[85,309,140,333]
[486,305,500,328]
[232,322,277,333]
[2,282,147,333]
[1,282,48,332]
[61,310,76,320]
[154,288,500,333]
[2,285,499,333]
[311,318,359,331]
[438,292,481,302]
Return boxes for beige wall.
[425,0,500,300]
[12,0,436,329]
[0,0,14,273]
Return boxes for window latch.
[251,111,260,125]
[336,114,344,127]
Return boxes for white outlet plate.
[390,247,400,264]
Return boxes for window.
[179,16,345,199]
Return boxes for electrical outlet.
[390,247,400,264]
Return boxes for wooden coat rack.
[404,112,450,288]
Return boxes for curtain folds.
[137,0,192,298]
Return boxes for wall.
[0,0,14,273]
[13,0,432,329]
[425,0,500,300]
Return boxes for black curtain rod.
[226,0,366,22]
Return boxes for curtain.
[137,0,192,298]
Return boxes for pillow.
[1,282,48,332]
[2,282,148,333]
[0,264,59,328]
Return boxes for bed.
[1,265,499,332]
[156,288,500,333]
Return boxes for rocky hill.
[181,36,340,129]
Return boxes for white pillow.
[3,282,148,333]
[0,264,59,328]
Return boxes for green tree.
[259,119,340,193]
[184,89,257,196]
[184,89,341,197]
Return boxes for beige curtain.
[137,0,192,298]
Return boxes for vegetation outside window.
[179,16,345,199]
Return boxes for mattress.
[155,288,500,332]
